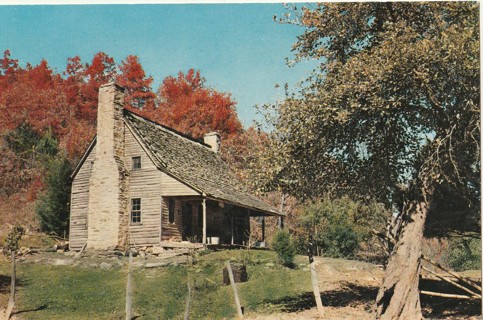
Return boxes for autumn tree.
[0,50,19,90]
[222,126,269,182]
[264,3,479,319]
[150,69,242,140]
[64,52,117,121]
[0,57,70,137]
[116,55,156,110]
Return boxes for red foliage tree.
[64,52,117,121]
[0,50,19,89]
[0,57,70,137]
[116,55,156,110]
[146,69,242,140]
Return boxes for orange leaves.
[64,52,117,121]
[0,67,70,137]
[0,52,246,163]
[116,55,155,110]
[152,68,242,140]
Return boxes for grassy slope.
[0,250,311,320]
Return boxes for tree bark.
[376,198,428,319]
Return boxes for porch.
[160,196,272,246]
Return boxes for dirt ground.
[245,257,482,320]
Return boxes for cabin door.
[182,202,193,240]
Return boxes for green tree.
[262,3,479,318]
[271,229,296,268]
[35,155,72,236]
[448,237,481,272]
[296,197,388,259]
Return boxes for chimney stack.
[204,132,221,153]
[87,82,128,250]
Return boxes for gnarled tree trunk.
[376,196,429,319]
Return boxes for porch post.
[261,216,265,242]
[231,211,234,245]
[202,197,207,245]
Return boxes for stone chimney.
[204,132,221,153]
[87,83,128,250]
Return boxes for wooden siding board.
[125,128,162,247]
[69,144,96,250]
[160,173,199,196]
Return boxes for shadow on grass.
[14,304,47,316]
[266,283,378,313]
[267,281,481,319]
[0,275,43,316]
[0,275,26,294]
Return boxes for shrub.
[448,237,481,271]
[36,155,72,236]
[3,226,25,254]
[320,224,360,258]
[271,229,296,268]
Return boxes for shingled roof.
[123,110,280,216]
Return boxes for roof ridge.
[123,109,213,150]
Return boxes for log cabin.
[69,82,281,251]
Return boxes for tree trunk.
[376,198,429,319]
[6,251,16,319]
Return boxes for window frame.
[132,156,142,171]
[131,198,142,225]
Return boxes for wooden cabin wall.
[125,128,162,246]
[69,144,96,250]
[160,172,199,196]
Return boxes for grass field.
[0,250,311,320]
[0,249,479,319]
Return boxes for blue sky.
[0,4,317,127]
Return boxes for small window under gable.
[132,156,141,170]
[131,198,141,224]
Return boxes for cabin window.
[131,198,141,224]
[132,156,141,170]
[168,198,175,224]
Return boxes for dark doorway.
[182,202,193,240]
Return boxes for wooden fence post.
[125,251,133,320]
[226,261,243,318]
[183,282,191,320]
[6,251,16,319]
[308,235,324,318]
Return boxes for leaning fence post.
[226,261,243,318]
[308,235,324,318]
